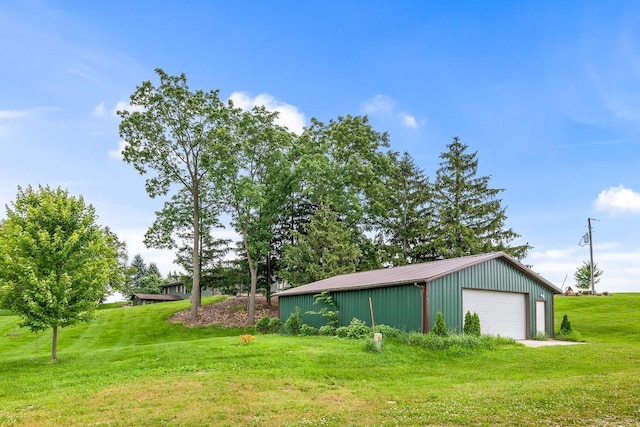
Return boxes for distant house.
[131,293,183,306]
[564,286,576,296]
[159,281,216,300]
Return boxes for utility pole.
[588,218,595,295]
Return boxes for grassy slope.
[1,294,639,426]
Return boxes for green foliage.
[346,318,371,339]
[305,291,340,327]
[556,329,584,342]
[560,314,572,334]
[318,325,337,336]
[283,307,303,335]
[268,317,282,334]
[375,324,405,340]
[335,326,349,338]
[256,315,271,334]
[118,69,231,320]
[463,311,481,336]
[364,338,382,353]
[299,324,318,336]
[406,331,519,355]
[574,261,603,291]
[0,185,123,361]
[333,318,371,339]
[376,151,432,266]
[556,314,584,342]
[531,331,549,341]
[431,312,448,337]
[463,311,473,335]
[429,137,530,260]
[282,204,361,286]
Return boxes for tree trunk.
[191,188,201,321]
[243,228,257,326]
[51,325,58,362]
[247,259,257,326]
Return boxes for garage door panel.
[462,289,526,340]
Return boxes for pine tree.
[430,137,530,260]
[574,261,603,291]
[282,203,361,286]
[377,151,432,266]
[560,314,572,334]
[432,312,449,337]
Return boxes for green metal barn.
[277,252,562,339]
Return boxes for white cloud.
[108,140,127,160]
[93,101,106,117]
[362,94,397,114]
[0,109,29,120]
[595,185,640,213]
[111,101,144,117]
[362,94,422,129]
[400,113,418,128]
[525,244,640,293]
[229,92,306,135]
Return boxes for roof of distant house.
[131,293,183,301]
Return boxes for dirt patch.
[168,295,279,328]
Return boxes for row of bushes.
[256,310,519,355]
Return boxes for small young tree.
[560,314,572,334]
[463,311,473,335]
[432,312,448,337]
[574,261,603,292]
[0,185,123,361]
[463,311,481,336]
[306,291,339,327]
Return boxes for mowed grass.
[0,294,639,426]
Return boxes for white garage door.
[462,289,527,340]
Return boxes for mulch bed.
[168,295,279,328]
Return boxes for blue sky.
[1,1,639,292]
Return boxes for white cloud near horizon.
[595,185,640,213]
[362,94,420,129]
[0,109,30,120]
[229,92,306,135]
[108,140,127,160]
[526,243,640,293]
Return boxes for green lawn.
[1,294,639,426]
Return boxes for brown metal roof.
[276,252,561,296]
[131,293,183,301]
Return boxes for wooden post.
[369,296,375,333]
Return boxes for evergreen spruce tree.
[377,151,432,266]
[471,312,481,336]
[430,137,530,260]
[281,203,361,286]
[432,312,449,337]
[463,311,473,335]
[560,314,572,334]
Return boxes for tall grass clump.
[406,331,519,356]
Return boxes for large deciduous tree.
[222,105,293,325]
[0,185,123,361]
[430,137,530,260]
[118,69,230,321]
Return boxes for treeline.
[119,69,530,324]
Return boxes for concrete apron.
[520,340,587,348]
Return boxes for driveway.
[520,339,586,347]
